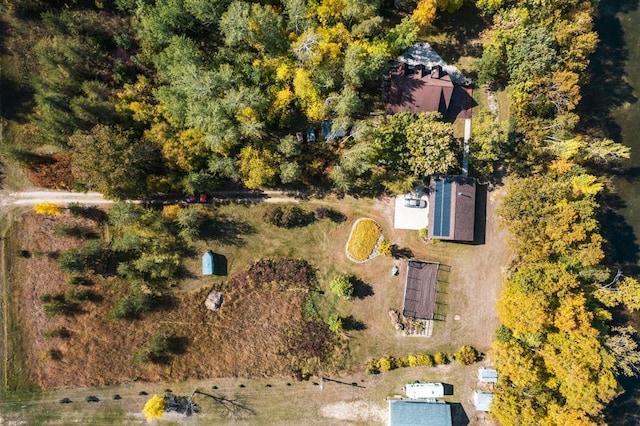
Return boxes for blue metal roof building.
[388,400,452,426]
[202,251,215,275]
[428,175,476,242]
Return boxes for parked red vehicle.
[182,192,208,203]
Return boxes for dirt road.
[0,190,302,207]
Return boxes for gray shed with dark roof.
[428,175,476,242]
[388,400,452,426]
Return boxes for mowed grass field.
[1,189,510,424]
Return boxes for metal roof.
[473,391,494,412]
[428,176,476,242]
[202,251,214,275]
[388,400,452,426]
[478,367,498,383]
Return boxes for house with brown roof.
[428,175,476,242]
[383,44,474,120]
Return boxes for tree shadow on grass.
[351,277,374,299]
[167,336,189,355]
[199,214,255,247]
[343,315,366,331]
[391,245,414,259]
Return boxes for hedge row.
[365,345,479,374]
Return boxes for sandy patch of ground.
[319,400,386,424]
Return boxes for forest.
[1,0,639,424]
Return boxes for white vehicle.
[402,382,445,399]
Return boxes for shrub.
[44,327,70,339]
[433,352,448,365]
[397,355,411,368]
[26,153,74,190]
[314,207,330,219]
[419,228,428,239]
[65,288,94,302]
[142,394,166,423]
[133,350,151,365]
[264,205,314,228]
[454,345,479,365]
[34,202,61,216]
[365,359,380,374]
[347,219,381,261]
[110,296,142,319]
[328,315,343,333]
[407,354,419,367]
[377,239,392,257]
[329,274,354,299]
[67,276,91,286]
[378,356,395,371]
[150,334,170,358]
[417,353,433,366]
[41,294,78,316]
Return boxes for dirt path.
[1,191,114,206]
[0,190,306,207]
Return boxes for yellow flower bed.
[347,219,382,261]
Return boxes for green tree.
[175,208,203,240]
[405,112,457,176]
[69,125,156,198]
[329,274,354,298]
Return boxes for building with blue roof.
[388,400,452,426]
[202,251,215,275]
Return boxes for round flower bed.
[346,218,382,262]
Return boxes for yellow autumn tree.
[412,0,437,28]
[238,146,278,189]
[142,394,165,423]
[292,68,325,121]
[33,202,61,217]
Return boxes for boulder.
[205,291,223,312]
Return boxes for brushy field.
[7,206,347,389]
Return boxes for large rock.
[205,291,223,312]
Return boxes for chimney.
[431,65,442,79]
